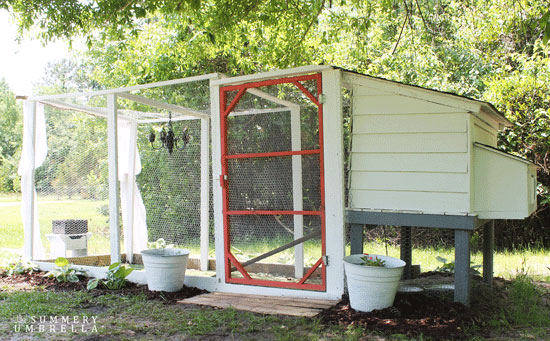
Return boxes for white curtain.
[18,101,47,260]
[117,119,148,256]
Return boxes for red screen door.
[219,73,326,291]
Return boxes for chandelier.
[148,113,191,154]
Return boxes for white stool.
[46,232,93,258]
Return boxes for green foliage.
[1,258,38,276]
[87,262,133,290]
[435,256,481,276]
[44,257,87,283]
[147,238,174,249]
[505,274,549,327]
[359,255,386,267]
[0,79,22,192]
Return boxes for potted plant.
[343,253,406,312]
[141,238,190,292]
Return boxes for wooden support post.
[200,117,210,271]
[126,119,138,264]
[483,220,494,287]
[400,226,412,279]
[454,229,471,306]
[350,224,364,255]
[107,94,121,264]
[290,106,304,278]
[23,101,36,259]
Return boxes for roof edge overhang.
[339,68,511,128]
[211,65,333,87]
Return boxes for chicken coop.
[20,65,536,304]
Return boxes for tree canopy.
[3,0,550,246]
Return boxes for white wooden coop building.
[22,65,536,305]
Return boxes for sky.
[0,10,77,96]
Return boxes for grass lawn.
[1,194,548,279]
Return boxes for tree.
[0,79,22,192]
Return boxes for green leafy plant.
[147,238,174,249]
[2,258,38,276]
[44,257,87,283]
[435,256,481,276]
[359,254,386,267]
[87,262,133,290]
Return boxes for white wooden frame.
[27,74,219,277]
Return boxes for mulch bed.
[318,276,516,339]
[319,292,474,339]
[0,271,206,303]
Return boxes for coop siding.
[350,171,468,193]
[353,133,467,153]
[349,190,470,213]
[350,153,468,173]
[353,113,467,134]
[349,92,470,214]
[353,95,461,115]
[472,118,497,147]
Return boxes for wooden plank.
[473,123,497,147]
[353,113,467,134]
[179,292,337,317]
[352,132,468,153]
[181,296,322,317]
[343,72,483,113]
[351,86,391,96]
[107,94,121,264]
[353,95,460,115]
[350,152,468,173]
[350,171,469,193]
[210,292,337,308]
[349,189,470,213]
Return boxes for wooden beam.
[107,94,121,264]
[230,230,321,272]
[28,73,220,101]
[117,93,208,119]
[200,117,210,271]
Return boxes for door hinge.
[322,255,329,266]
[219,174,228,187]
[319,94,326,104]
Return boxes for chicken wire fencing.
[33,79,214,270]
[35,106,111,265]
[222,77,325,286]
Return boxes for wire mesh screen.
[137,119,213,259]
[35,107,111,265]
[223,76,325,286]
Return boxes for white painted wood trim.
[291,107,304,278]
[118,93,208,119]
[200,117,210,271]
[209,81,225,283]
[127,119,138,263]
[28,73,220,101]
[343,72,482,113]
[211,65,333,86]
[23,101,36,259]
[216,282,341,300]
[322,69,346,298]
[247,88,300,109]
[230,107,291,117]
[107,94,121,264]
[138,116,205,124]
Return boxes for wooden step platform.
[178,292,339,317]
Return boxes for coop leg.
[350,224,364,255]
[400,226,412,280]
[483,221,494,287]
[454,229,471,306]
